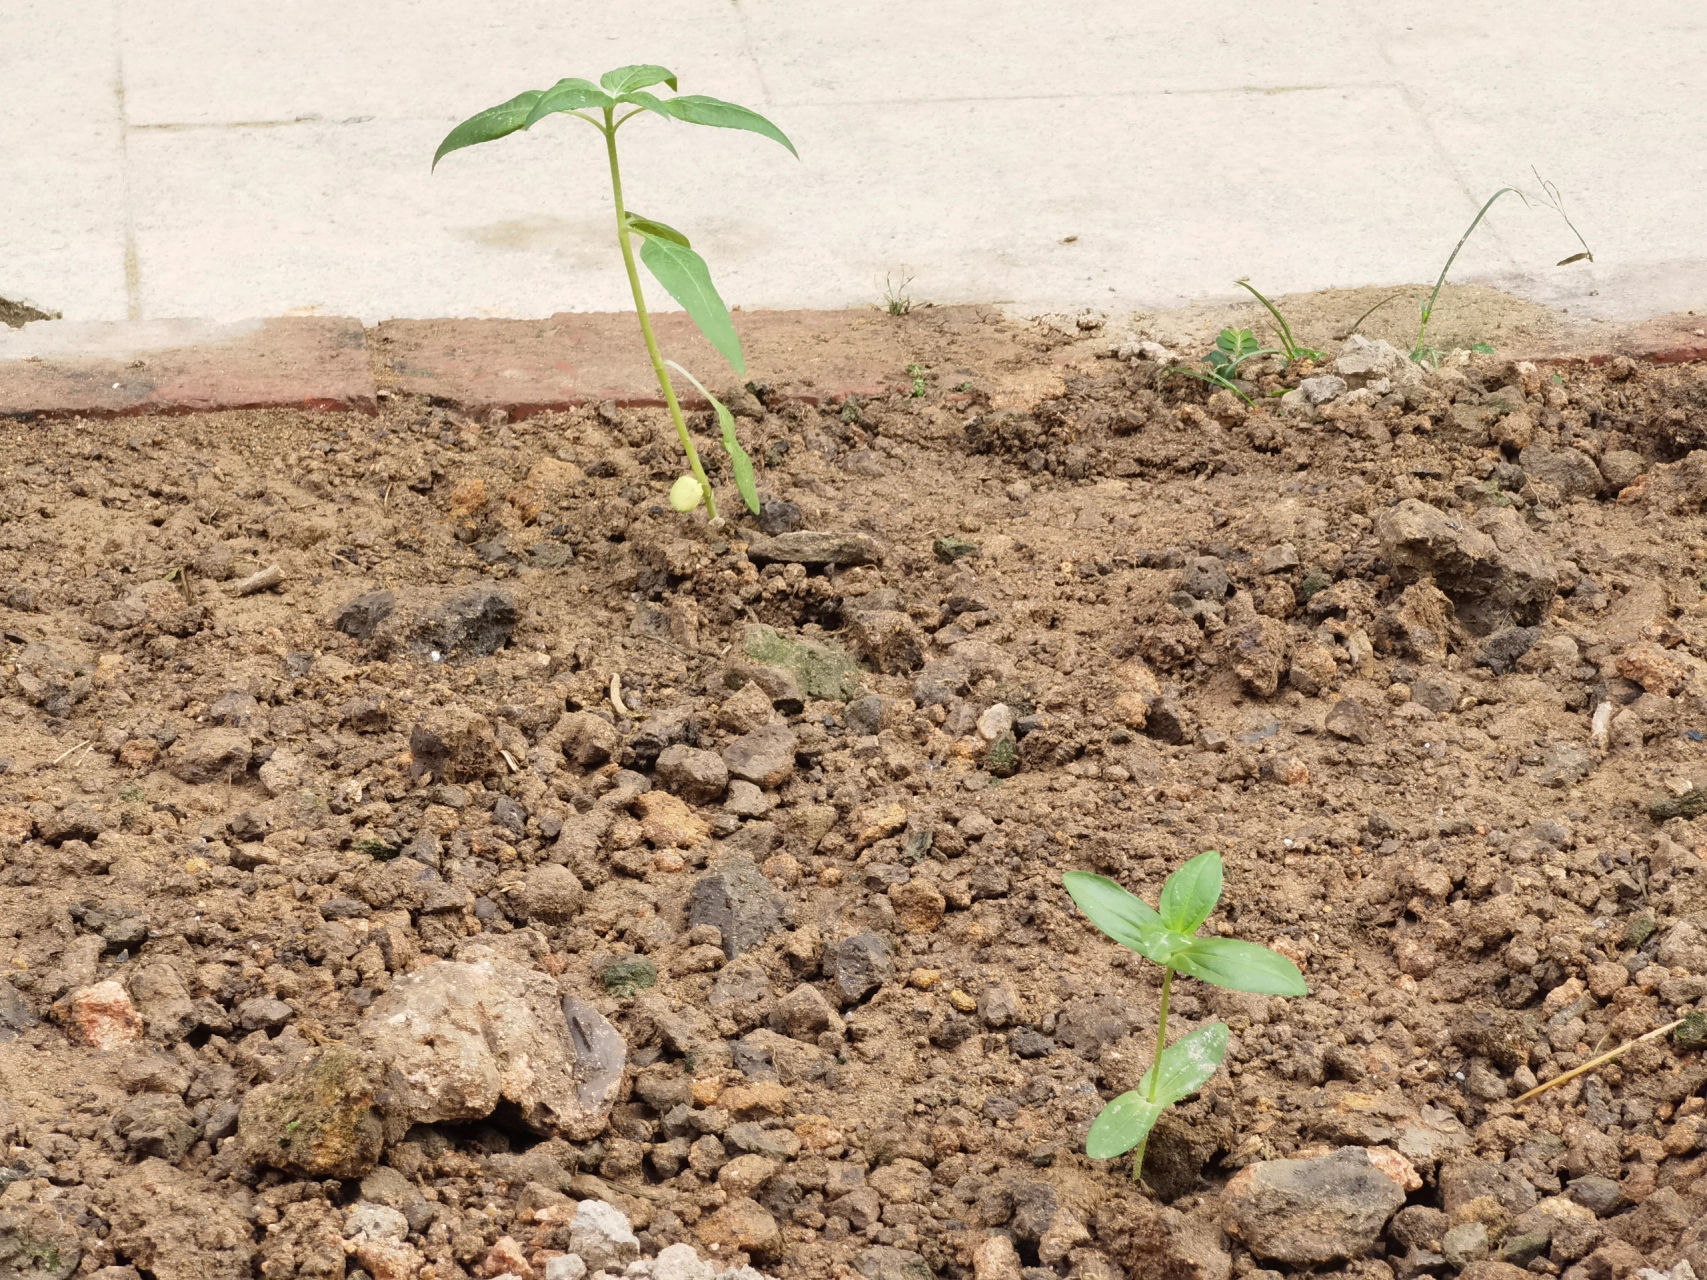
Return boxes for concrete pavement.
[3,1,1705,325]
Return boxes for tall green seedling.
[434,66,796,520]
[1063,851,1306,1180]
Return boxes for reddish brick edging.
[3,306,1702,422]
[0,317,375,419]
[1524,313,1707,367]
[371,309,915,417]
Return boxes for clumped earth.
[2,313,1707,1280]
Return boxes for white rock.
[357,947,625,1139]
[653,1244,716,1280]
[257,749,306,798]
[1333,335,1421,386]
[545,1257,588,1280]
[1298,374,1346,406]
[344,1203,409,1241]
[569,1200,639,1273]
[976,703,1013,742]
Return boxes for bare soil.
[2,304,1707,1280]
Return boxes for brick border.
[0,317,375,419]
[3,307,1703,421]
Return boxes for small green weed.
[883,270,917,316]
[1233,279,1324,363]
[1063,851,1305,1180]
[118,782,146,804]
[907,363,929,397]
[435,65,795,520]
[1411,172,1592,366]
[1164,328,1275,405]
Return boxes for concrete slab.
[3,2,1704,324]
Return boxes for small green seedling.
[1411,186,1525,367]
[1165,328,1275,405]
[907,363,929,398]
[1063,851,1306,1180]
[1234,280,1324,364]
[883,270,917,317]
[1411,173,1592,367]
[434,65,796,520]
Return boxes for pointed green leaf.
[1062,871,1176,966]
[626,214,690,248]
[522,77,614,129]
[433,90,547,169]
[1085,1022,1229,1159]
[1172,937,1307,996]
[616,89,678,121]
[1159,850,1223,935]
[658,95,798,156]
[1141,1021,1230,1106]
[1086,1089,1165,1159]
[637,236,744,374]
[667,361,760,516]
[601,64,677,94]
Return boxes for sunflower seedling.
[1164,328,1275,405]
[434,65,796,520]
[1062,851,1306,1180]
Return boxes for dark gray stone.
[1182,556,1231,601]
[828,932,894,1004]
[747,531,884,567]
[1566,1174,1628,1217]
[1009,1027,1055,1059]
[0,978,39,1035]
[492,796,527,835]
[687,857,784,959]
[758,499,803,536]
[1476,626,1537,674]
[335,590,396,639]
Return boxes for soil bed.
[2,309,1706,1280]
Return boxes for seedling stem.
[603,116,718,519]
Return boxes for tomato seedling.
[434,65,796,520]
[1063,850,1306,1180]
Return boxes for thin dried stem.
[1513,1019,1682,1104]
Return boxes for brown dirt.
[2,307,1706,1280]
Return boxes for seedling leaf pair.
[1062,851,1306,1174]
[1086,1022,1229,1158]
[433,65,794,519]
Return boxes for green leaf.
[601,64,677,94]
[666,361,761,515]
[1172,937,1307,996]
[615,89,679,121]
[1062,871,1177,966]
[1086,1089,1166,1159]
[1145,1020,1231,1106]
[1158,850,1223,935]
[521,77,615,129]
[637,236,745,374]
[658,95,798,156]
[1086,1022,1228,1158]
[433,90,547,169]
[626,214,691,248]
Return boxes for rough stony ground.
[2,313,1707,1280]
